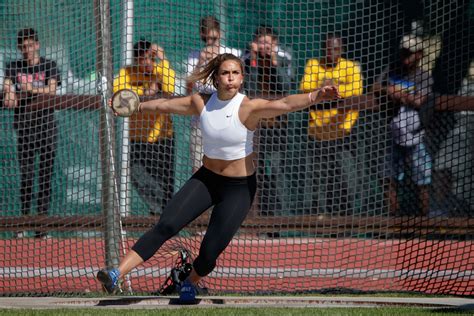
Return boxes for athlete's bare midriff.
[202,153,256,177]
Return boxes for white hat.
[400,34,424,53]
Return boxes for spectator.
[374,34,433,215]
[3,28,61,238]
[299,33,363,214]
[186,16,241,172]
[243,25,293,96]
[242,25,294,215]
[186,16,242,94]
[113,39,176,215]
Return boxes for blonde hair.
[188,53,244,89]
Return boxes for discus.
[110,89,140,117]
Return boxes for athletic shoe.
[178,279,198,304]
[97,268,120,294]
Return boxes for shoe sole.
[97,270,115,294]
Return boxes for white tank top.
[200,92,254,160]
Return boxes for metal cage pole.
[117,0,135,293]
[95,0,122,269]
[119,0,134,218]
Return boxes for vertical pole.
[118,0,135,293]
[95,0,121,269]
[119,0,134,218]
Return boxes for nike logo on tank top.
[200,92,254,160]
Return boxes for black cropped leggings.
[132,166,257,277]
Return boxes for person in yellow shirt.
[299,33,363,214]
[113,39,176,215]
[300,33,363,140]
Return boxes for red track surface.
[1,237,472,295]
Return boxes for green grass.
[0,307,471,316]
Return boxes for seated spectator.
[299,33,363,215]
[186,16,241,172]
[114,39,176,215]
[242,25,294,215]
[374,34,433,215]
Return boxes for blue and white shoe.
[178,279,198,304]
[97,268,120,294]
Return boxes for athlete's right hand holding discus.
[97,53,339,302]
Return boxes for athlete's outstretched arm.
[139,94,201,116]
[249,85,340,120]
